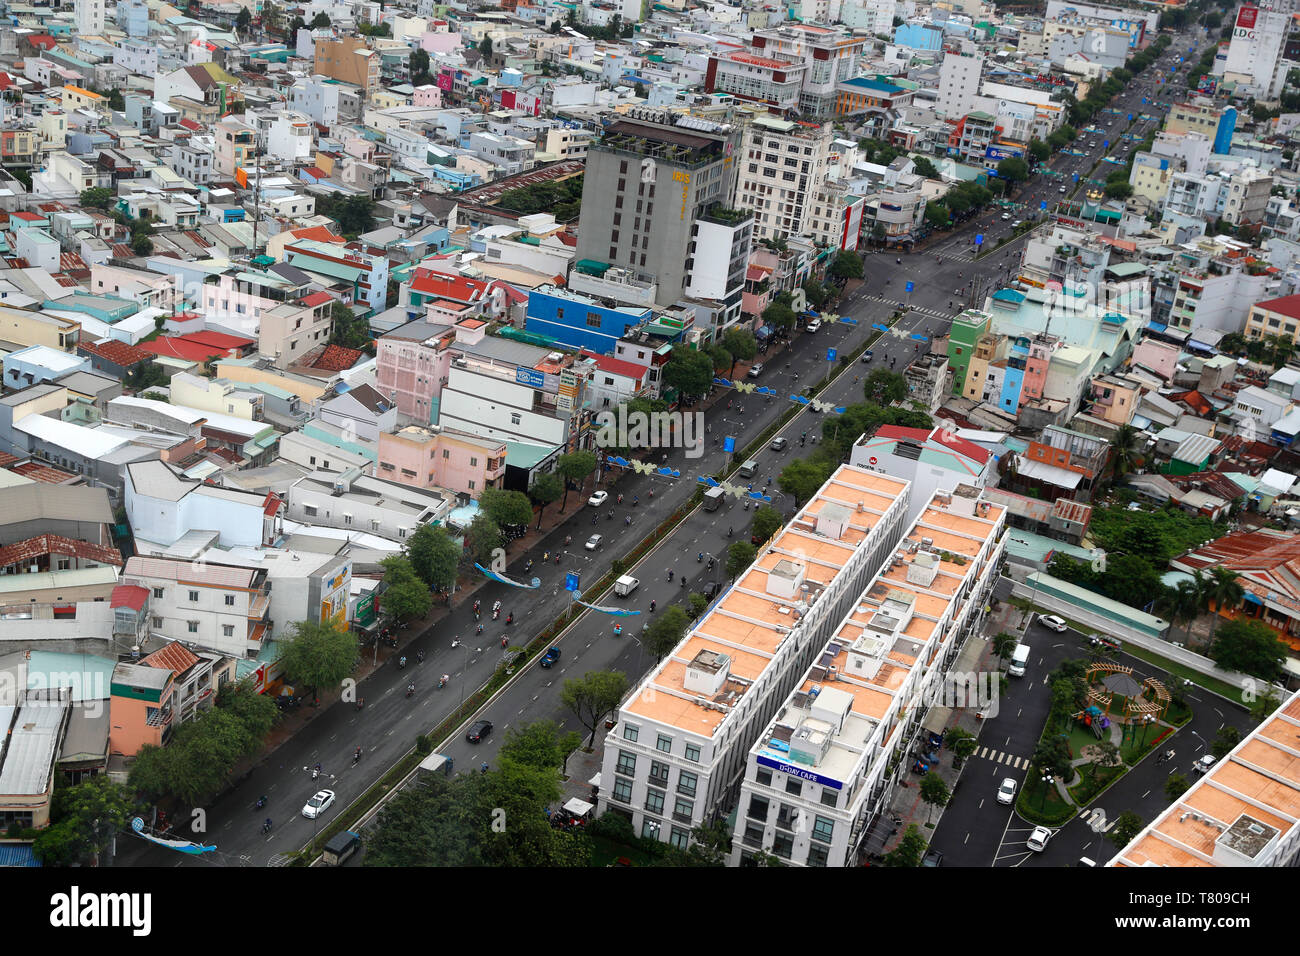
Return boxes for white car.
[1040,615,1068,633]
[588,490,608,508]
[1192,755,1216,775]
[1027,826,1053,852]
[302,789,335,819]
[1001,213,1010,221]
[997,777,1018,805]
[805,319,822,333]
[584,533,603,551]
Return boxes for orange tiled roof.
[312,344,364,372]
[141,640,202,677]
[0,533,122,569]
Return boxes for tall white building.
[76,0,107,35]
[732,115,831,243]
[937,51,985,120]
[728,486,1007,866]
[841,0,897,34]
[1219,4,1293,98]
[596,465,913,849]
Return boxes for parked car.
[1192,755,1216,775]
[588,491,608,508]
[770,436,788,452]
[747,362,764,378]
[860,349,874,363]
[466,719,494,743]
[1058,186,1067,194]
[584,534,603,551]
[540,647,560,668]
[922,849,944,867]
[302,789,336,819]
[1027,826,1053,852]
[702,581,720,600]
[1040,615,1068,633]
[997,777,1018,805]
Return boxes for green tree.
[310,11,331,27]
[704,343,732,374]
[1028,139,1050,162]
[288,15,304,34]
[721,327,757,378]
[911,156,939,179]
[761,299,797,335]
[404,523,460,596]
[1093,739,1122,781]
[1032,736,1073,781]
[478,36,493,58]
[128,707,259,805]
[662,346,715,399]
[131,235,154,257]
[863,368,907,405]
[236,6,252,33]
[498,719,582,773]
[645,604,690,660]
[992,631,1020,668]
[726,541,756,579]
[1109,423,1142,478]
[1157,579,1202,645]
[528,472,564,528]
[918,772,950,822]
[279,617,358,700]
[465,512,503,566]
[1209,618,1288,681]
[687,592,709,619]
[1250,688,1281,723]
[556,450,598,509]
[261,0,284,35]
[1109,810,1145,849]
[996,157,1029,183]
[1210,725,1241,759]
[316,193,376,238]
[945,726,977,767]
[560,670,630,747]
[379,555,432,622]
[32,777,134,866]
[750,505,783,544]
[328,301,373,352]
[80,186,113,209]
[215,677,278,743]
[479,487,535,530]
[778,458,833,507]
[1104,181,1134,200]
[410,48,432,83]
[827,249,864,280]
[883,824,927,866]
[687,818,731,866]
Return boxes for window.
[755,766,771,786]
[673,797,693,822]
[623,724,639,742]
[772,831,794,860]
[188,590,199,602]
[644,788,665,815]
[510,413,521,426]
[586,312,602,328]
[641,818,661,840]
[187,621,199,633]
[222,624,234,637]
[611,776,633,803]
[820,788,838,808]
[152,617,163,628]
[615,750,637,776]
[811,815,834,844]
[677,770,697,797]
[747,795,770,822]
[225,594,235,606]
[153,588,164,599]
[806,843,829,867]
[785,777,803,796]
[669,827,690,850]
[648,760,669,787]
[656,734,672,754]
[685,743,701,763]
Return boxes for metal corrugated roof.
[0,699,67,795]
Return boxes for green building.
[948,309,992,395]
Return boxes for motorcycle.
[707,558,715,570]
[406,683,415,699]
[896,257,902,264]
[355,699,364,712]
[492,605,501,621]
[524,560,533,573]
[255,796,266,810]
[632,496,638,507]
[506,612,513,625]
[416,650,425,664]
[475,623,484,635]
[554,554,561,565]
[607,510,614,521]
[501,636,508,648]
[649,600,656,612]
[312,765,321,781]
[262,819,273,834]
[1156,749,1176,765]
[398,656,407,669]
[697,552,704,563]
[353,749,362,765]
[439,674,448,689]
[473,600,481,616]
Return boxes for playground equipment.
[1073,705,1111,739]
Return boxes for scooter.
[398,656,407,669]
[356,699,364,712]
[697,552,704,563]
[475,623,484,635]
[416,650,424,664]
[406,683,415,699]
[262,819,273,834]
[492,604,501,621]
[255,796,266,810]
[524,559,533,573]
[353,748,362,765]
[501,636,508,648]
[506,612,514,625]
[311,764,321,781]
[439,674,448,689]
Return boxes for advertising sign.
[516,367,546,389]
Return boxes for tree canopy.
[380,555,432,622]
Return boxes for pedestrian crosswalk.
[932,248,979,263]
[977,747,1030,769]
[860,294,955,321]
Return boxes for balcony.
[248,592,270,619]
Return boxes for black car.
[702,581,720,600]
[467,719,493,743]
[922,849,944,867]
[540,647,560,668]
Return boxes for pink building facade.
[377,425,506,497]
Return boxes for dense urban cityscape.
[0,0,1294,901]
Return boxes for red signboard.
[1236,6,1258,29]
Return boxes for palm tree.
[1266,333,1298,369]
[1157,579,1203,645]
[1109,424,1141,479]
[1203,567,1244,639]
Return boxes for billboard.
[516,367,546,389]
[1235,6,1258,30]
[985,144,1023,161]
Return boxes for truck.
[739,459,759,479]
[614,575,639,597]
[703,486,726,511]
[1008,643,1031,677]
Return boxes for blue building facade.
[524,289,651,354]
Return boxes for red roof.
[27,35,57,50]
[263,492,283,517]
[139,337,228,362]
[11,461,75,483]
[110,584,149,612]
[0,533,123,569]
[1256,294,1300,322]
[300,291,333,307]
[312,344,364,372]
[180,330,255,351]
[290,225,343,244]
[11,211,43,222]
[141,640,201,677]
[80,338,152,368]
[410,268,488,303]
[579,349,645,381]
[875,424,991,465]
[179,118,203,131]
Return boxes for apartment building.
[936,51,984,120]
[750,24,868,118]
[259,293,335,368]
[283,239,389,316]
[729,487,1006,866]
[705,51,809,112]
[284,471,450,543]
[1110,688,1300,868]
[377,425,506,498]
[121,556,272,659]
[1245,293,1300,349]
[200,545,354,638]
[1165,100,1236,155]
[732,115,830,244]
[597,465,913,849]
[314,37,380,94]
[214,117,257,179]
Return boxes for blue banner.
[756,754,843,790]
[515,367,546,388]
[826,347,837,361]
[131,817,216,855]
[474,564,541,589]
[724,436,736,453]
[974,235,983,246]
[565,571,580,592]
[904,281,914,292]
[575,599,641,617]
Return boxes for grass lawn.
[1066,722,1106,756]
[1018,772,1076,826]
[1069,765,1125,805]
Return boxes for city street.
[119,32,1205,866]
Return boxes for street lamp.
[1140,713,1155,747]
[1040,772,1055,810]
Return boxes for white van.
[614,575,639,597]
[1008,643,1031,677]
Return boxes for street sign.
[905,280,914,292]
[1040,201,1047,210]
[564,572,580,592]
[1127,114,1132,121]
[1072,172,1078,181]
[974,235,983,246]
[826,347,837,362]
[1103,140,1109,148]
